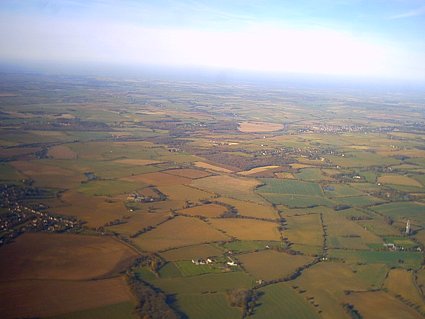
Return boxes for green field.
[148,272,255,294]
[221,241,283,253]
[252,282,320,319]
[174,260,223,277]
[329,249,423,269]
[176,293,241,319]
[371,201,425,223]
[260,193,335,207]
[257,179,324,196]
[78,179,142,196]
[333,195,384,207]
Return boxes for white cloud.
[0,14,419,80]
[389,5,425,19]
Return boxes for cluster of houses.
[127,192,156,203]
[191,257,238,267]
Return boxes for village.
[0,184,82,245]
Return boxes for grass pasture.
[133,216,229,251]
[356,219,401,236]
[192,175,267,204]
[174,260,222,277]
[261,193,334,208]
[378,175,423,187]
[176,293,241,319]
[350,263,388,288]
[252,282,320,319]
[324,212,382,249]
[371,201,425,224]
[149,271,254,294]
[258,179,323,196]
[238,250,313,281]
[158,184,214,203]
[222,240,283,253]
[160,244,223,261]
[329,249,423,270]
[208,218,281,241]
[122,171,192,186]
[322,183,365,197]
[284,213,323,246]
[333,195,384,207]
[295,168,333,181]
[79,179,141,196]
[216,197,279,219]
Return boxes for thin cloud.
[389,5,425,19]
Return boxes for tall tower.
[406,219,411,235]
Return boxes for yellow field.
[290,163,315,169]
[324,212,382,249]
[122,171,192,185]
[216,197,279,219]
[416,268,425,295]
[133,216,229,251]
[238,121,284,133]
[159,244,223,261]
[191,175,267,204]
[11,160,83,189]
[208,218,281,241]
[193,161,232,173]
[134,199,186,213]
[238,250,313,281]
[237,166,280,176]
[163,168,211,179]
[294,262,379,319]
[384,269,424,310]
[107,212,172,236]
[177,204,227,218]
[378,175,423,187]
[49,191,129,228]
[158,184,214,203]
[47,145,77,159]
[343,291,423,319]
[114,159,163,165]
[0,146,42,158]
[274,172,296,179]
[285,213,323,246]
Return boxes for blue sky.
[1,0,424,81]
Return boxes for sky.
[0,0,424,82]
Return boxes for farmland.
[1,73,425,318]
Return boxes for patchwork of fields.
[1,75,425,319]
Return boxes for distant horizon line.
[1,60,424,91]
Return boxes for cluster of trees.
[227,288,260,317]
[128,273,179,319]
